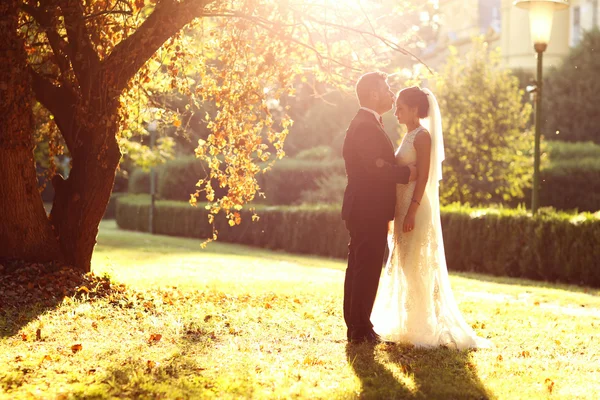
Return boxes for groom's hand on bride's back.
[408,164,418,182]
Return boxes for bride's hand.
[403,211,416,233]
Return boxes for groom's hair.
[356,72,388,106]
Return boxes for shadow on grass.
[0,259,117,339]
[346,343,491,400]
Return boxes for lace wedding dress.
[371,91,492,350]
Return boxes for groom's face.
[374,80,395,114]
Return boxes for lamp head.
[514,0,570,51]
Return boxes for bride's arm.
[403,130,431,233]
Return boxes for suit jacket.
[341,109,411,222]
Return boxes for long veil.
[420,89,492,349]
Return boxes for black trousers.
[343,217,388,339]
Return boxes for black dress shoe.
[349,331,382,344]
[364,331,383,344]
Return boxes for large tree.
[0,0,432,272]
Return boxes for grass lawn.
[1,221,599,399]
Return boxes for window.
[572,6,581,47]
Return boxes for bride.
[371,86,492,350]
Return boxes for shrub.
[434,39,534,205]
[117,195,600,287]
[544,29,600,144]
[128,157,345,205]
[294,146,333,161]
[103,192,127,220]
[256,159,345,205]
[532,141,600,212]
[299,174,346,205]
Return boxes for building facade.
[424,0,599,72]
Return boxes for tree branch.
[103,0,212,94]
[29,68,77,153]
[59,0,101,92]
[19,3,72,76]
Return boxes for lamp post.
[514,0,569,214]
[147,120,158,234]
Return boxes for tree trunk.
[49,75,122,272]
[0,0,62,263]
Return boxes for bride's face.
[394,98,418,125]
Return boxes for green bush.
[128,168,155,194]
[544,29,600,144]
[128,157,345,205]
[256,159,345,205]
[103,192,127,220]
[434,39,534,205]
[117,195,600,287]
[294,146,333,161]
[546,141,600,161]
[299,174,346,205]
[531,141,600,212]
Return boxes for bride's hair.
[397,86,429,119]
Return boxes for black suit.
[341,109,411,340]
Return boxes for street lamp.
[514,0,569,214]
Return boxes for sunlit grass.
[1,221,599,399]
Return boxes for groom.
[341,72,416,344]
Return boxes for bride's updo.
[397,86,429,119]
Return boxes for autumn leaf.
[496,354,503,362]
[173,119,182,128]
[148,334,162,343]
[147,360,157,369]
[36,328,41,341]
[78,286,90,293]
[20,333,27,341]
[71,344,83,353]
[92,321,98,329]
[545,378,555,393]
[264,303,272,309]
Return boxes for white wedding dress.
[371,91,492,350]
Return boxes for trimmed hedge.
[116,195,600,287]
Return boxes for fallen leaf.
[20,333,27,341]
[534,301,540,306]
[545,378,555,393]
[496,354,503,362]
[204,315,212,322]
[264,303,272,309]
[92,321,98,329]
[148,334,162,343]
[40,354,52,363]
[14,355,23,362]
[147,360,157,369]
[555,340,561,345]
[71,344,82,353]
[87,369,96,375]
[78,286,90,293]
[36,328,42,341]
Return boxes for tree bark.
[0,0,63,263]
[48,70,122,272]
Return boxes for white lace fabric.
[371,110,493,350]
